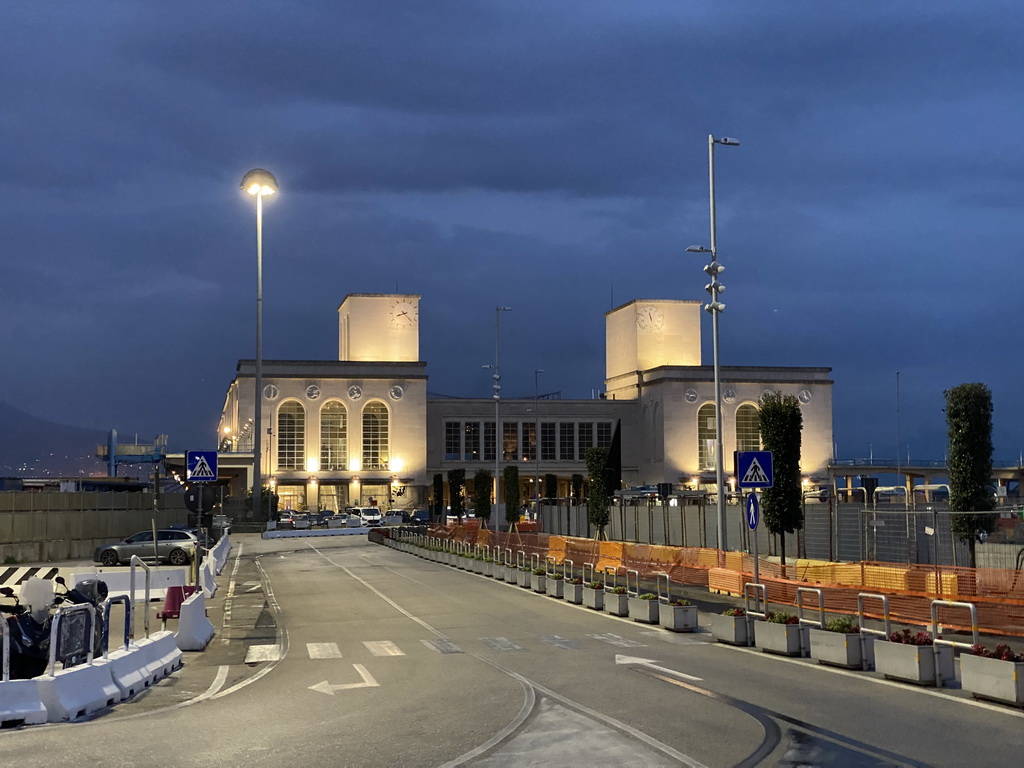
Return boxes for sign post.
[186,451,218,545]
[746,492,761,605]
[737,451,773,612]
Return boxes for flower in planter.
[549,573,565,581]
[823,615,860,634]
[568,577,584,585]
[586,581,604,590]
[532,568,546,576]
[609,586,628,595]
[888,628,934,646]
[669,599,692,606]
[637,593,657,601]
[765,612,799,625]
[722,607,745,617]
[970,643,1024,662]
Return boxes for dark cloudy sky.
[3,2,1022,464]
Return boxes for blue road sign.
[737,451,773,489]
[187,450,218,482]
[746,493,760,530]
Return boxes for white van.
[358,508,382,526]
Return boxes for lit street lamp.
[533,368,545,511]
[484,306,512,522]
[241,168,278,521]
[687,134,739,551]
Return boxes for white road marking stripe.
[364,640,405,656]
[587,633,646,648]
[244,643,282,663]
[307,642,343,659]
[480,637,523,651]
[422,638,463,654]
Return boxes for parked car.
[277,514,295,530]
[93,529,200,567]
[292,514,311,530]
[358,508,382,526]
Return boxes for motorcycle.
[1,576,109,679]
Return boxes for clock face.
[635,304,664,332]
[389,385,404,401]
[263,384,279,400]
[798,389,812,404]
[684,388,698,404]
[723,388,737,403]
[390,299,418,328]
[347,384,363,400]
[305,385,321,400]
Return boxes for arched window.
[320,401,347,470]
[697,403,717,471]
[277,401,305,470]
[735,403,761,453]
[362,401,390,470]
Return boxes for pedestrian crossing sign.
[736,451,773,489]
[187,450,218,482]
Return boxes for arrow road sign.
[308,664,380,695]
[187,450,218,482]
[736,451,773,489]
[746,493,760,531]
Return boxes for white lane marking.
[221,542,245,645]
[307,642,343,659]
[192,665,230,702]
[588,632,647,648]
[480,637,523,652]
[422,638,463,654]
[364,640,405,656]
[245,644,283,663]
[308,664,379,695]
[615,654,703,681]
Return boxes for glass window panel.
[697,403,717,471]
[319,401,347,470]
[277,401,305,470]
[483,421,496,462]
[522,422,536,461]
[559,423,575,461]
[541,423,556,461]
[464,422,480,461]
[736,404,761,453]
[502,422,517,461]
[445,422,460,461]
[362,402,390,470]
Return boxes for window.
[736,404,761,453]
[559,423,575,461]
[464,422,480,461]
[697,403,717,471]
[597,422,612,448]
[445,422,460,461]
[502,422,517,461]
[362,401,389,470]
[541,423,556,461]
[319,401,347,470]
[277,401,305,470]
[484,421,495,461]
[522,422,536,461]
[578,422,593,455]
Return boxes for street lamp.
[687,134,738,552]
[484,306,512,521]
[241,168,278,521]
[534,369,545,511]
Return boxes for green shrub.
[823,615,859,633]
[638,593,657,600]
[609,586,628,595]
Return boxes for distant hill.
[0,401,107,476]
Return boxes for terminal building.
[204,293,833,514]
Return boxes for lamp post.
[687,134,738,552]
[534,368,545,513]
[241,169,278,521]
[485,306,512,521]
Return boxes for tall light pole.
[487,306,512,521]
[687,134,738,552]
[534,368,545,512]
[241,169,278,521]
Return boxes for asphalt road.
[2,534,1022,767]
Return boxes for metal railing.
[796,587,825,629]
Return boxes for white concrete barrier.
[175,591,215,651]
[262,527,369,539]
[0,679,48,726]
[36,662,120,722]
[134,631,183,683]
[72,569,186,603]
[212,533,232,575]
[97,645,155,701]
[200,559,217,597]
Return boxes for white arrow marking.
[615,654,702,681]
[308,664,380,695]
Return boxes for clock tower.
[338,293,421,362]
[605,299,702,383]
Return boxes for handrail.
[505,549,513,568]
[743,582,767,620]
[857,593,892,639]
[562,559,574,580]
[656,572,671,604]
[517,551,527,570]
[103,594,132,657]
[796,587,825,629]
[931,600,979,649]
[546,556,557,576]
[129,555,153,639]
[531,553,541,572]
[603,566,621,590]
[583,562,595,584]
[47,602,96,676]
[626,569,640,597]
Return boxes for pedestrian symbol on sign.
[741,457,769,486]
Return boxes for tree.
[432,473,444,524]
[585,447,611,540]
[473,469,492,524]
[945,383,997,567]
[447,468,466,521]
[244,485,279,521]
[571,474,584,503]
[758,391,803,565]
[504,466,521,526]
[543,473,558,502]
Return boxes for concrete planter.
[809,629,865,669]
[874,641,954,686]
[583,587,605,610]
[531,574,546,593]
[960,654,1024,705]
[605,593,629,617]
[505,566,518,582]
[517,569,532,588]
[754,621,807,657]
[660,604,699,632]
[564,583,584,604]
[628,597,659,624]
[711,614,749,646]
[547,579,565,599]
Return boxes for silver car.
[93,529,199,566]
